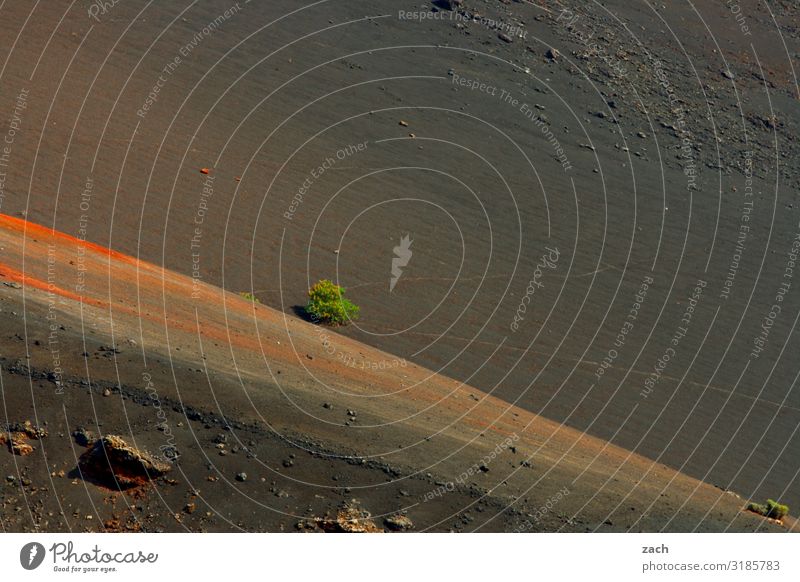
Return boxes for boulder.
[78,435,171,489]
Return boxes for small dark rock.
[440,0,462,10]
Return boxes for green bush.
[306,279,359,326]
[747,499,789,520]
[239,291,260,303]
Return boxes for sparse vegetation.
[239,291,260,303]
[305,279,359,326]
[747,499,789,520]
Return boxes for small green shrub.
[306,279,359,326]
[766,499,789,520]
[239,291,260,303]
[747,499,789,520]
